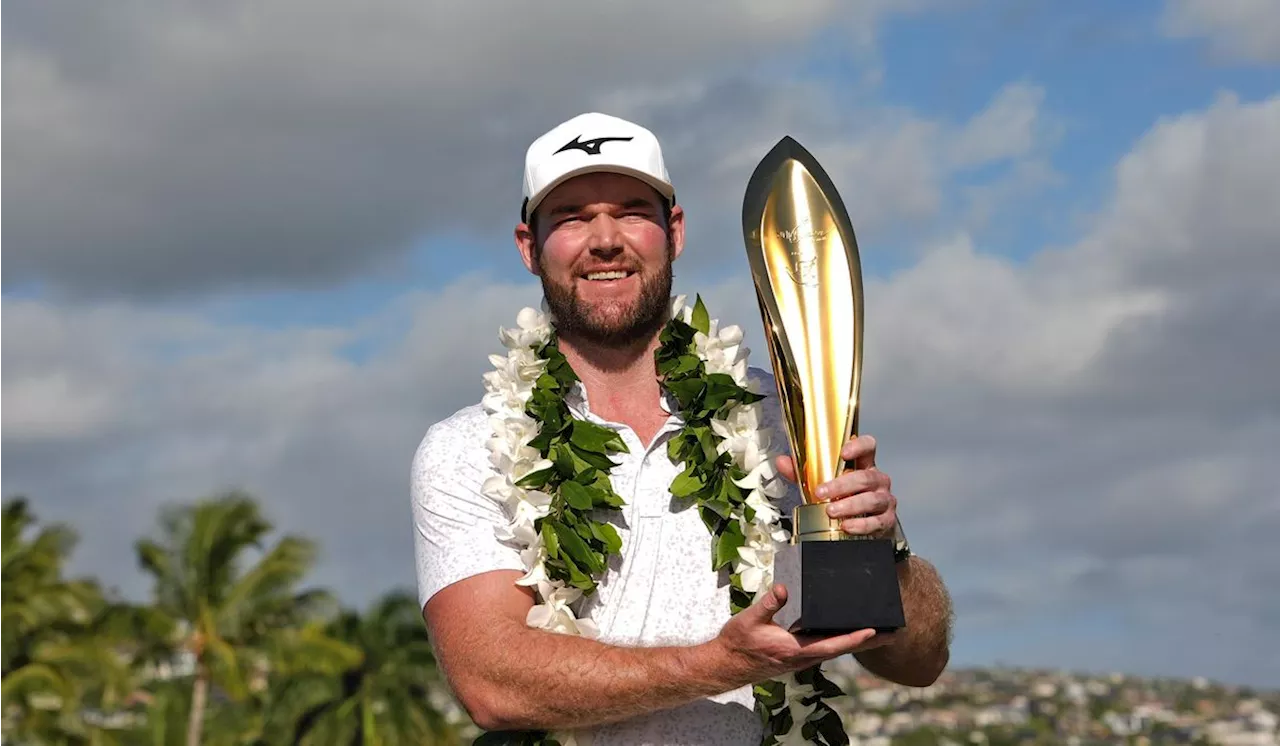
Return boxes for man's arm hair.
[423,570,755,732]
[854,555,953,687]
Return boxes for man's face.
[517,172,685,347]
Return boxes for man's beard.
[539,249,674,348]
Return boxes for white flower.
[735,542,775,594]
[481,367,537,413]
[494,489,546,545]
[781,672,819,702]
[487,440,546,478]
[517,486,553,514]
[498,306,552,349]
[670,294,688,321]
[514,542,551,588]
[732,450,778,490]
[776,698,817,745]
[746,520,790,548]
[744,489,781,526]
[494,517,539,546]
[551,730,593,746]
[711,400,763,439]
[481,474,514,503]
[693,322,750,384]
[526,583,599,638]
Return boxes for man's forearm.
[438,615,754,732]
[855,556,952,686]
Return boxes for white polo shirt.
[411,366,806,745]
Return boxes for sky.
[4,0,1280,688]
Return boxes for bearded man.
[411,112,953,745]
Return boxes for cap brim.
[525,164,676,220]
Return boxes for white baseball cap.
[521,111,675,222]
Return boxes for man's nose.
[586,213,623,256]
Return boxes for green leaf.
[516,466,555,490]
[811,671,847,700]
[553,521,602,573]
[698,506,723,533]
[553,443,576,478]
[666,379,705,409]
[572,445,619,470]
[541,522,560,558]
[697,427,720,462]
[667,431,695,463]
[812,705,849,746]
[753,680,785,707]
[691,295,711,335]
[670,466,704,498]
[548,553,595,592]
[701,495,733,520]
[673,354,701,376]
[713,521,746,570]
[594,522,622,554]
[594,487,626,509]
[570,420,627,454]
[535,372,559,390]
[560,481,594,511]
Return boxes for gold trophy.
[742,136,906,634]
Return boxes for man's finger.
[824,491,895,520]
[841,434,877,470]
[774,455,797,484]
[796,628,881,657]
[841,508,897,537]
[815,470,890,501]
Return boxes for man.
[411,112,953,744]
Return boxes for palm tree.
[2,497,140,745]
[134,491,339,746]
[288,591,466,746]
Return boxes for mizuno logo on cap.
[555,135,634,156]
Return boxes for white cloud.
[2,0,921,298]
[1162,0,1280,63]
[948,82,1047,168]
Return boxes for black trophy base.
[794,538,905,635]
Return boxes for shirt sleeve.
[410,413,524,609]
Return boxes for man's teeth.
[586,271,629,281]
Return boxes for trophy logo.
[742,136,906,635]
[776,217,826,287]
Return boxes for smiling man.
[410,112,953,745]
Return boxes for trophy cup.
[741,136,906,635]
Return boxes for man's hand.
[713,583,892,682]
[775,434,897,538]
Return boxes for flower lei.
[479,295,850,746]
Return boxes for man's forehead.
[540,173,663,209]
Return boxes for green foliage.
[1,494,468,746]
[516,335,630,599]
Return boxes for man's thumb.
[749,583,788,624]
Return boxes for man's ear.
[514,223,539,275]
[668,203,686,261]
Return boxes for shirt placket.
[568,389,685,645]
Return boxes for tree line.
[2,492,474,745]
